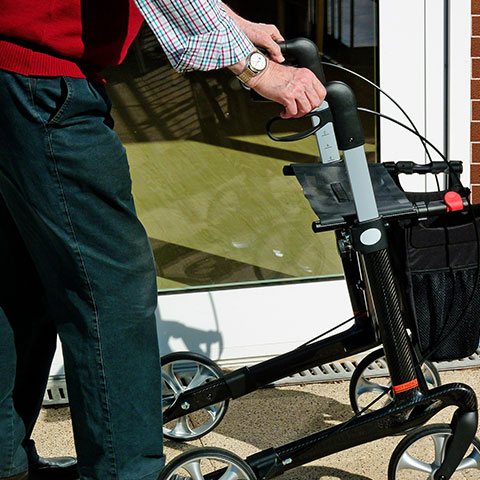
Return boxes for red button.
[444,191,464,212]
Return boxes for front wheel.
[158,447,257,480]
[161,352,229,441]
[388,424,480,479]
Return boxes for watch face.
[250,52,267,72]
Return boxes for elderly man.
[0,1,325,479]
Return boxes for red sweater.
[0,0,144,78]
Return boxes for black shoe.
[25,440,78,480]
[29,455,78,480]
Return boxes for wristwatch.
[237,50,268,84]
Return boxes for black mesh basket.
[390,206,480,361]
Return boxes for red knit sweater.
[0,0,144,78]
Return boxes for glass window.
[105,0,378,291]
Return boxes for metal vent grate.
[43,377,69,406]
[273,348,480,386]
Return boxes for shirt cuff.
[173,14,254,72]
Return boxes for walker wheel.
[388,424,480,479]
[158,447,257,480]
[349,347,441,414]
[161,352,229,441]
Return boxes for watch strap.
[237,67,256,84]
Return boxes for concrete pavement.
[33,369,480,479]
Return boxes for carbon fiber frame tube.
[360,248,418,392]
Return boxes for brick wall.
[473,1,480,201]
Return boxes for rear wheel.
[349,348,441,414]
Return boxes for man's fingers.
[258,23,285,42]
[264,36,285,63]
[294,95,312,118]
[280,99,298,119]
[270,26,285,43]
[312,79,327,103]
[251,62,324,118]
[305,90,322,111]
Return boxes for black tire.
[349,347,441,414]
[388,424,480,479]
[158,447,257,480]
[161,351,229,441]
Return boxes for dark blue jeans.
[0,70,164,479]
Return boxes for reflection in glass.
[105,0,378,291]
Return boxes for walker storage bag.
[286,161,480,361]
[390,209,480,361]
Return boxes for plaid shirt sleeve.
[134,0,254,72]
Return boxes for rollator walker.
[158,38,480,479]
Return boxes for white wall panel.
[449,0,471,185]
[157,279,352,368]
[379,0,427,173]
[380,0,467,188]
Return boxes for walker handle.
[277,38,326,84]
[250,38,326,102]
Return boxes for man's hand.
[234,20,285,63]
[247,62,326,119]
[222,2,325,119]
[222,3,285,63]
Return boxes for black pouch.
[390,210,480,361]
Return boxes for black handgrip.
[383,161,463,176]
[278,38,326,84]
[326,81,365,150]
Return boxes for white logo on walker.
[360,228,382,246]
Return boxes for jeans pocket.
[32,77,73,126]
[47,77,73,125]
